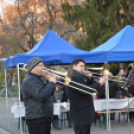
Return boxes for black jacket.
[109,81,120,98]
[21,72,56,122]
[61,86,68,102]
[66,69,102,126]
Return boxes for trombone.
[85,63,127,83]
[42,68,97,96]
[17,63,97,95]
[85,63,110,76]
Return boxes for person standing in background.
[115,68,126,98]
[52,85,61,130]
[124,65,134,120]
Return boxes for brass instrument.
[17,63,97,96]
[42,68,97,96]
[85,63,128,83]
[85,63,110,76]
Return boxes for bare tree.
[1,0,76,53]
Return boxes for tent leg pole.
[5,69,10,129]
[105,77,110,131]
[17,67,23,134]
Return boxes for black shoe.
[130,118,133,121]
[68,125,72,128]
[54,127,61,130]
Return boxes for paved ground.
[0,97,134,134]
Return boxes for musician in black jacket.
[66,58,106,134]
[21,57,57,134]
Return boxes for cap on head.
[26,57,43,72]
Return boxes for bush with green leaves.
[0,72,4,86]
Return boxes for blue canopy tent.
[4,30,105,68]
[90,25,134,63]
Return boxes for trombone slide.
[42,69,97,95]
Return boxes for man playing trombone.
[65,58,106,134]
[21,57,57,134]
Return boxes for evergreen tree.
[61,0,134,51]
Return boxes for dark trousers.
[26,119,51,134]
[53,115,59,128]
[66,112,72,126]
[129,112,134,120]
[74,124,91,134]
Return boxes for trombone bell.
[102,63,110,76]
[64,77,71,85]
[103,69,109,76]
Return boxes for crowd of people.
[20,57,134,134]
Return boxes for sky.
[5,0,15,4]
[0,0,15,16]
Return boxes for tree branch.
[46,1,53,29]
[18,44,28,52]
[60,30,76,38]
